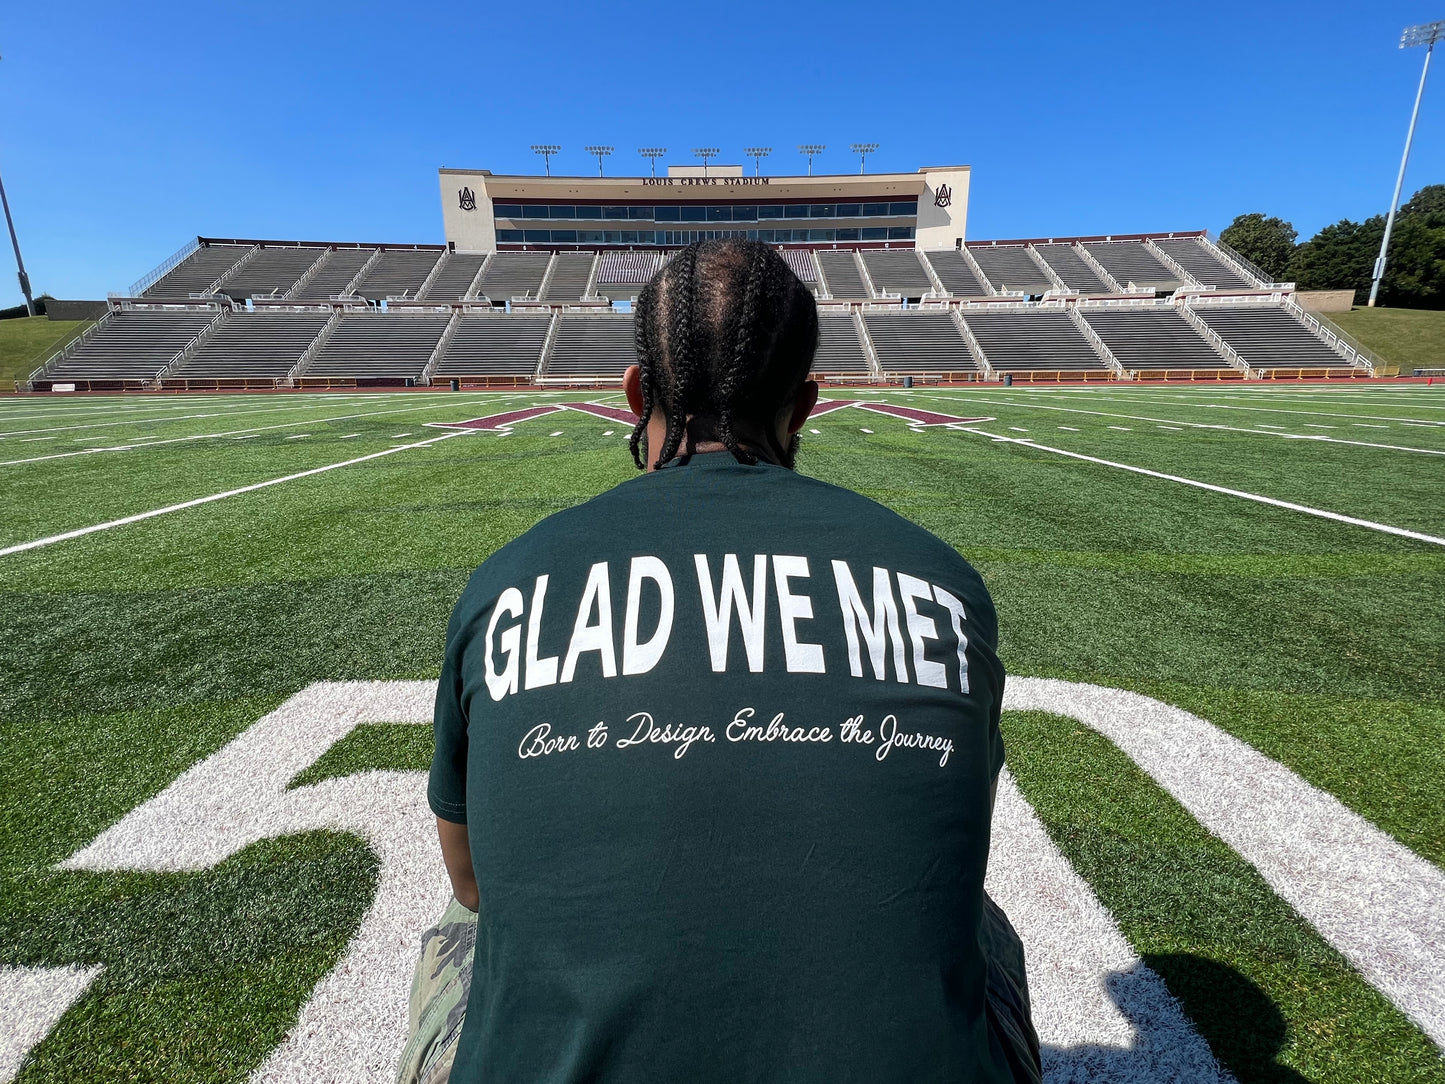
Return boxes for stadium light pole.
[638,147,667,177]
[693,147,719,178]
[585,145,614,177]
[851,142,879,175]
[531,144,560,177]
[798,144,825,176]
[0,52,35,317]
[744,147,772,176]
[1369,19,1443,307]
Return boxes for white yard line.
[0,430,472,558]
[949,425,1445,546]
[1028,389,1445,427]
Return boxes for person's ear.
[624,365,645,418]
[786,380,820,435]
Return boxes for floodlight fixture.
[693,146,720,178]
[851,142,879,174]
[798,144,826,176]
[531,144,561,177]
[638,147,667,177]
[1369,19,1443,306]
[744,147,772,176]
[585,145,614,177]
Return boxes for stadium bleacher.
[813,313,872,377]
[476,252,551,304]
[1033,244,1117,294]
[922,249,992,297]
[434,314,551,383]
[1192,304,1354,372]
[966,245,1055,295]
[290,248,377,300]
[860,250,935,298]
[779,249,819,284]
[36,311,218,389]
[144,244,250,298]
[351,249,445,301]
[1079,306,1235,374]
[420,253,488,300]
[1153,237,1261,290]
[219,246,327,301]
[541,253,597,302]
[864,311,977,376]
[302,312,451,384]
[816,251,870,299]
[164,311,332,387]
[960,308,1108,374]
[1081,241,1180,292]
[545,315,637,379]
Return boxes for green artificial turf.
[1328,307,1445,375]
[1,385,1442,1080]
[0,317,92,388]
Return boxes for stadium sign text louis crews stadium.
[643,176,770,186]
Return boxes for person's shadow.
[1041,953,1309,1083]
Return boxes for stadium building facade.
[22,161,1386,392]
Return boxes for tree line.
[1218,185,1444,309]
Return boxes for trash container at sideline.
[450,378,460,391]
[1004,373,1013,387]
[903,376,913,389]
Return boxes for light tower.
[1369,19,1443,307]
[798,144,825,176]
[585,145,614,177]
[693,146,720,178]
[638,147,667,177]
[744,147,772,176]
[0,52,35,317]
[851,142,879,175]
[531,144,560,176]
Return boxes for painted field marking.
[18,436,54,442]
[560,402,637,424]
[1008,426,1029,433]
[233,434,260,440]
[0,430,471,558]
[1058,426,1079,431]
[1405,422,1439,427]
[0,964,106,1080]
[1107,426,1131,431]
[550,431,564,437]
[340,434,360,439]
[859,428,874,434]
[285,434,309,440]
[950,426,1445,546]
[809,428,821,434]
[1305,424,1337,429]
[1064,390,1445,427]
[390,432,412,438]
[1157,425,1182,431]
[425,406,565,431]
[1256,423,1286,429]
[1355,423,1388,428]
[603,430,615,436]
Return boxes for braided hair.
[630,239,819,471]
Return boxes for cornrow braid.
[631,239,819,471]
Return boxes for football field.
[1,384,1443,1083]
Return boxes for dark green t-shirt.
[430,450,1010,1082]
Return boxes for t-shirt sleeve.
[428,611,471,824]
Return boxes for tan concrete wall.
[1295,289,1356,312]
[914,167,970,250]
[440,171,496,253]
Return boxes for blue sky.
[1,1,1442,306]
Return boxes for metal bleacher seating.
[219,247,326,300]
[594,252,662,302]
[1192,304,1353,372]
[289,248,376,300]
[541,253,596,301]
[960,309,1106,373]
[420,253,488,300]
[477,252,551,303]
[1079,307,1233,373]
[860,250,935,298]
[1153,238,1259,289]
[863,311,976,376]
[779,249,819,284]
[351,249,445,301]
[921,250,991,297]
[304,313,451,383]
[813,313,871,376]
[38,311,217,388]
[1033,244,1116,294]
[1081,242,1180,292]
[433,315,551,382]
[165,312,331,386]
[967,245,1055,295]
[816,251,869,299]
[545,315,637,378]
[144,245,249,297]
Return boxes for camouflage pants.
[396,897,477,1084]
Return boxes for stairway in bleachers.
[477,252,550,303]
[863,312,977,375]
[145,245,250,297]
[960,309,1106,372]
[38,311,218,387]
[967,246,1054,295]
[352,250,445,301]
[220,247,325,300]
[434,315,551,380]
[1153,238,1259,289]
[546,316,637,378]
[1033,245,1115,294]
[421,254,488,300]
[1192,305,1353,371]
[1079,308,1232,372]
[922,250,991,297]
[813,314,871,375]
[541,253,597,301]
[1082,242,1180,292]
[290,249,376,300]
[816,251,869,298]
[304,313,450,382]
[165,312,332,385]
[860,250,934,298]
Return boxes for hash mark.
[1107,426,1131,431]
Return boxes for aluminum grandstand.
[25,160,1383,391]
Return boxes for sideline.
[990,388,1445,427]
[0,429,472,557]
[950,425,1445,546]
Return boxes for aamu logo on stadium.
[934,184,952,208]
[458,187,478,212]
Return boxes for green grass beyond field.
[1,385,1442,1082]
[0,316,93,389]
[1328,307,1445,375]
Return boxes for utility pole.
[1369,20,1442,307]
